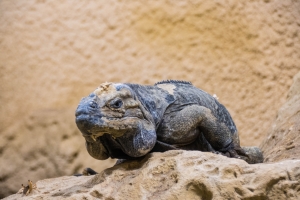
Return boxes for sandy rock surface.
[261,72,300,162]
[4,150,300,200]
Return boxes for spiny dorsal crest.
[154,80,192,86]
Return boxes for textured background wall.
[1,0,300,145]
[0,0,300,196]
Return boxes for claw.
[91,135,97,142]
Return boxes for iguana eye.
[110,99,123,109]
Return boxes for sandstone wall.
[261,72,300,162]
[1,0,299,146]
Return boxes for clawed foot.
[225,146,248,158]
[213,146,264,164]
[74,168,98,176]
[213,146,249,160]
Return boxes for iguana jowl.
[75,80,263,164]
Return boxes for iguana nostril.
[89,101,97,109]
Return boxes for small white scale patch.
[157,84,176,95]
[94,82,116,97]
[213,94,219,100]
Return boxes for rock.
[0,109,115,198]
[3,151,300,200]
[261,72,300,162]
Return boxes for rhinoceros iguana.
[75,80,263,166]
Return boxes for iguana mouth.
[84,122,129,142]
[90,134,101,142]
[90,133,111,142]
[88,132,121,142]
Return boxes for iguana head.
[75,82,156,159]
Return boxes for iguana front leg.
[157,105,246,158]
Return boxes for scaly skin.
[75,80,263,164]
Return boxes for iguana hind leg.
[157,105,245,158]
